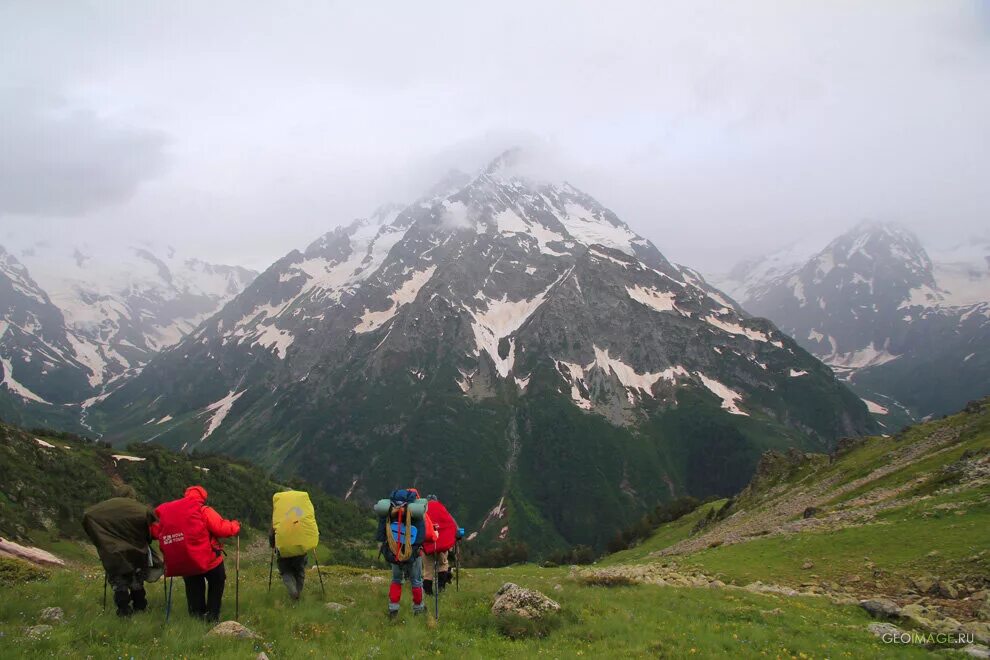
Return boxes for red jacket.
[151,486,240,572]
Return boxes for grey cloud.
[0,89,169,216]
[0,1,987,273]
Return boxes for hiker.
[82,484,162,617]
[421,494,459,596]
[374,488,436,618]
[153,486,240,622]
[269,490,320,601]
[269,527,307,600]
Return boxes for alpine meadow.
[1,2,989,659]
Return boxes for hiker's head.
[427,494,438,501]
[185,485,208,503]
[112,484,138,499]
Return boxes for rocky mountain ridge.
[713,222,989,424]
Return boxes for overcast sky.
[1,1,988,273]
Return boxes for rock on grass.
[24,625,53,639]
[859,599,900,619]
[39,607,63,622]
[866,622,903,638]
[207,621,259,639]
[492,583,560,620]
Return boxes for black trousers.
[109,571,147,616]
[183,562,226,621]
[277,554,307,599]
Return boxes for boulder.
[859,599,900,619]
[867,622,903,639]
[937,581,959,599]
[39,607,63,622]
[900,603,936,628]
[911,576,936,594]
[961,645,990,659]
[24,625,53,639]
[206,621,260,639]
[325,602,347,612]
[962,621,990,645]
[0,539,65,567]
[801,561,814,570]
[491,583,560,620]
[979,602,990,621]
[257,654,271,660]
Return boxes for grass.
[598,500,727,566]
[676,499,989,589]
[0,554,937,659]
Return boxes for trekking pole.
[268,547,274,593]
[165,577,173,623]
[102,573,108,612]
[312,548,326,600]
[235,535,241,620]
[433,553,440,621]
[455,544,460,592]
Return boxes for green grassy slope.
[597,398,990,623]
[0,559,929,659]
[0,422,375,564]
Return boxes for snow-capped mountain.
[94,151,874,552]
[0,247,92,428]
[719,222,990,423]
[0,240,257,430]
[11,241,257,388]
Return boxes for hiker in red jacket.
[152,486,240,622]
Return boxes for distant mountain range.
[712,223,990,427]
[88,151,875,553]
[0,242,256,430]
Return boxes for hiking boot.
[413,605,426,616]
[388,609,399,620]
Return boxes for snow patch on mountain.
[1,357,49,404]
[696,373,748,416]
[556,201,639,256]
[626,285,678,314]
[200,389,246,440]
[703,315,770,343]
[465,275,562,377]
[825,342,900,371]
[898,284,944,309]
[555,349,688,412]
[862,398,889,415]
[355,266,437,333]
[592,346,675,395]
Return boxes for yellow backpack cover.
[272,491,319,558]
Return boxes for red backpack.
[155,497,215,577]
[422,500,457,555]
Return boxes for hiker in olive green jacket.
[82,485,161,617]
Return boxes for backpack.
[272,491,319,558]
[422,499,457,555]
[82,497,157,577]
[374,490,430,564]
[155,497,215,577]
